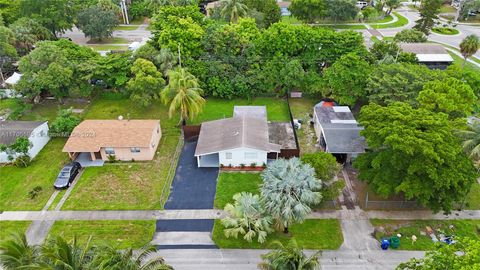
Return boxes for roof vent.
[332,106,351,113]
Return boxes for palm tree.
[91,245,173,270]
[261,158,322,233]
[457,120,480,168]
[0,233,40,269]
[219,0,249,23]
[258,239,321,270]
[222,192,273,244]
[154,48,178,75]
[160,67,205,125]
[460,34,479,68]
[40,235,94,269]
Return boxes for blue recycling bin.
[381,238,390,250]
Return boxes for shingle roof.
[0,121,46,145]
[399,43,454,62]
[233,106,267,120]
[63,120,160,153]
[314,105,365,154]
[195,116,281,156]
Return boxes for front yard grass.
[214,173,262,209]
[371,12,409,29]
[371,219,480,250]
[466,182,480,210]
[191,97,291,124]
[288,97,319,154]
[19,99,89,122]
[88,44,129,51]
[48,220,155,249]
[0,139,69,211]
[213,219,343,250]
[0,221,31,241]
[86,37,129,44]
[61,135,179,210]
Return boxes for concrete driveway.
[164,138,219,210]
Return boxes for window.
[105,148,115,155]
[157,127,160,134]
[130,147,141,153]
[225,152,232,159]
[245,152,257,159]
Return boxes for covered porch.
[68,152,104,167]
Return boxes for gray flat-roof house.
[399,43,454,70]
[313,105,365,161]
[195,106,283,167]
[0,121,50,163]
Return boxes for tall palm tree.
[91,245,173,270]
[457,121,480,168]
[219,0,249,24]
[40,235,94,269]
[160,67,205,125]
[259,239,321,270]
[154,48,178,75]
[460,34,479,68]
[222,192,273,244]
[0,233,40,269]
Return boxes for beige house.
[63,119,161,162]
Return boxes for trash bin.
[381,238,390,250]
[390,236,400,249]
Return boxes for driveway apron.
[156,138,219,249]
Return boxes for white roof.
[5,72,22,85]
[416,54,454,62]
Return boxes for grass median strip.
[371,219,480,250]
[371,12,409,29]
[213,219,343,250]
[48,220,155,249]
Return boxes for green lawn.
[88,45,129,51]
[371,12,409,29]
[191,97,291,124]
[0,139,69,211]
[0,221,31,241]
[466,182,480,210]
[86,37,129,44]
[371,219,480,250]
[19,99,89,123]
[448,51,480,72]
[288,97,319,154]
[432,27,459,35]
[281,16,301,24]
[439,4,457,13]
[214,173,262,209]
[48,220,155,249]
[213,219,343,250]
[61,135,179,210]
[114,25,139,31]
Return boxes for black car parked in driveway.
[53,162,82,189]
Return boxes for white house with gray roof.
[0,121,50,163]
[313,105,365,159]
[194,106,282,167]
[399,43,453,69]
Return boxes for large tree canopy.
[19,0,75,37]
[289,0,326,23]
[354,102,477,213]
[76,6,119,41]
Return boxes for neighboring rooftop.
[399,43,454,63]
[0,121,46,145]
[63,119,160,152]
[314,105,358,129]
[5,72,22,85]
[195,116,281,156]
[233,106,267,120]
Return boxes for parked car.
[53,162,81,189]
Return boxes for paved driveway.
[164,138,219,210]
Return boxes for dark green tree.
[76,6,119,41]
[10,18,53,55]
[354,102,478,213]
[323,52,371,106]
[414,0,442,34]
[244,0,281,27]
[394,29,427,43]
[126,58,166,107]
[325,0,358,22]
[289,0,326,23]
[50,108,81,135]
[19,0,75,37]
[301,152,340,181]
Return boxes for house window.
[225,152,232,159]
[105,148,115,155]
[245,152,257,159]
[130,147,141,153]
[157,127,160,134]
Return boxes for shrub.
[107,154,117,162]
[14,155,31,168]
[50,108,81,135]
[28,186,42,199]
[250,162,257,167]
[240,163,246,168]
[220,164,225,168]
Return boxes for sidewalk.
[2,209,478,221]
